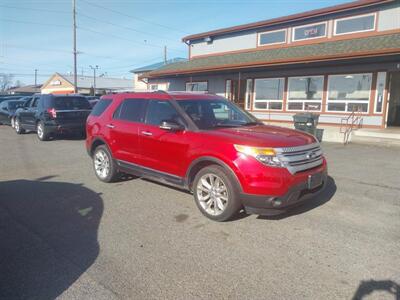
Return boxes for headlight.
[234,145,285,167]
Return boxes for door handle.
[141,131,153,136]
[106,124,115,129]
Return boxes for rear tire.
[37,121,50,141]
[93,145,118,183]
[193,165,242,222]
[15,118,25,134]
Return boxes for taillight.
[47,108,57,118]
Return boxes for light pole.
[89,65,99,96]
[72,0,77,93]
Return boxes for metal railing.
[340,108,364,145]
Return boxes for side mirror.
[159,120,184,131]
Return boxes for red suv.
[86,92,327,221]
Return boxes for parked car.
[0,99,26,126]
[0,95,25,104]
[14,94,92,141]
[86,92,327,221]
[88,99,99,108]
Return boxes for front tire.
[193,165,242,221]
[37,121,50,141]
[15,118,25,134]
[93,145,118,182]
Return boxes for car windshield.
[177,99,260,130]
[54,97,91,110]
[8,101,25,110]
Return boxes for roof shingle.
[147,33,400,77]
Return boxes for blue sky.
[1,0,351,85]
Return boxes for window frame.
[253,77,285,111]
[287,75,324,112]
[333,13,376,36]
[292,21,328,42]
[258,28,287,46]
[326,73,373,114]
[185,81,208,92]
[374,72,387,114]
[245,78,253,111]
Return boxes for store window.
[259,29,286,46]
[292,22,326,41]
[245,79,253,110]
[334,14,375,36]
[374,72,386,113]
[149,84,159,91]
[327,73,372,112]
[253,78,284,110]
[287,76,323,111]
[186,81,208,92]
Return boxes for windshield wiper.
[214,123,242,128]
[242,121,260,126]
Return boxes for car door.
[108,98,147,164]
[17,98,33,126]
[0,101,9,124]
[19,96,39,129]
[138,100,190,177]
[26,96,40,129]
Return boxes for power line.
[77,10,181,44]
[5,44,72,54]
[102,57,164,70]
[78,26,186,53]
[1,19,185,54]
[80,0,189,35]
[0,18,70,28]
[0,4,69,14]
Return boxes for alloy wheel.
[37,123,43,139]
[94,149,110,179]
[196,173,229,216]
[15,119,20,132]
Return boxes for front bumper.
[240,169,328,216]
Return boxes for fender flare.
[185,156,243,192]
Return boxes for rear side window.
[113,99,146,123]
[91,99,112,116]
[53,97,91,110]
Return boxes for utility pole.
[89,65,99,96]
[34,69,37,86]
[164,46,167,64]
[72,0,78,93]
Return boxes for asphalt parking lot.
[0,126,399,300]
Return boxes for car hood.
[203,124,316,148]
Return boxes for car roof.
[101,92,224,101]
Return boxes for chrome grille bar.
[275,143,323,174]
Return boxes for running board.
[116,160,187,190]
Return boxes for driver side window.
[145,100,184,126]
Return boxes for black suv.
[14,94,91,141]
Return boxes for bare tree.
[0,73,14,92]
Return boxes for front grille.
[275,143,323,174]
